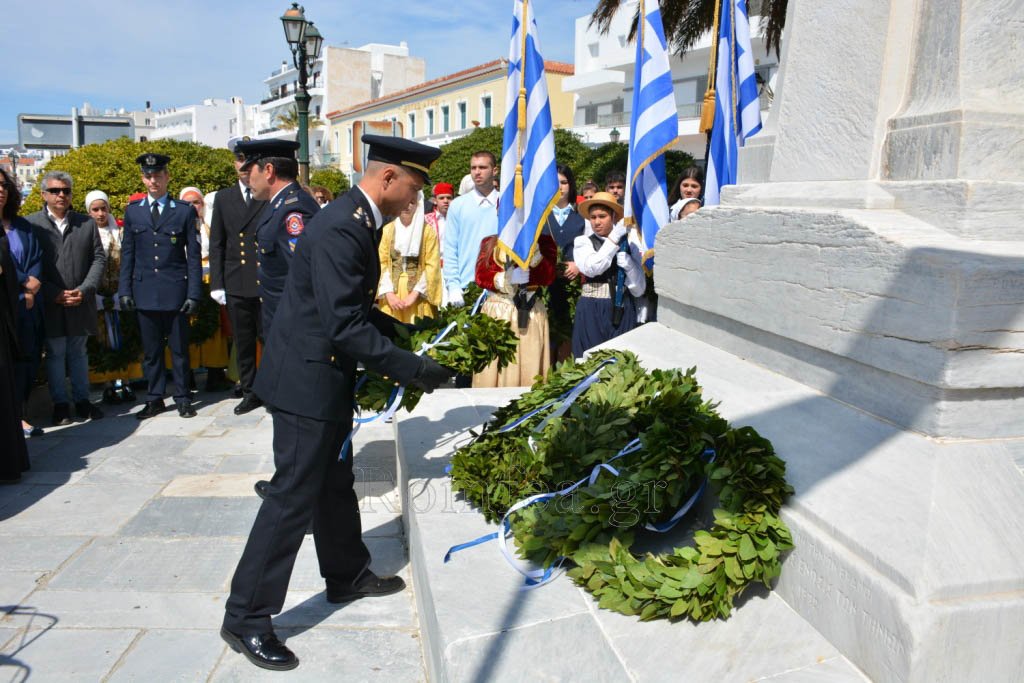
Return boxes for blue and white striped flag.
[705,0,762,206]
[625,0,679,271]
[497,0,560,269]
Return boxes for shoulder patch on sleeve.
[285,212,305,236]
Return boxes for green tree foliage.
[591,0,787,59]
[309,167,351,197]
[276,105,325,130]
[581,142,695,189]
[22,138,236,218]
[430,127,692,200]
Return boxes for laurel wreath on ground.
[448,350,794,622]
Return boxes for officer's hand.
[616,251,632,269]
[119,296,136,311]
[180,299,199,315]
[210,289,227,306]
[609,223,629,244]
[447,287,465,308]
[409,356,452,394]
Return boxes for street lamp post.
[280,3,324,186]
[609,128,621,144]
[8,152,20,194]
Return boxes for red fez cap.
[433,182,454,196]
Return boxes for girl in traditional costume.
[377,192,442,323]
[571,192,645,358]
[473,233,557,387]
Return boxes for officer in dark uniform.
[209,138,269,415]
[221,136,452,671]
[233,139,319,337]
[118,153,203,419]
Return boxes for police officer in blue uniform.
[118,153,203,419]
[233,139,320,336]
[221,136,452,672]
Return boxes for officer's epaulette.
[284,196,299,205]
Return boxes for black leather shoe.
[178,402,197,418]
[234,395,264,415]
[136,400,165,420]
[52,403,72,426]
[326,571,406,604]
[254,480,270,499]
[220,627,298,671]
[75,400,104,420]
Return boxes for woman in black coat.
[0,232,30,482]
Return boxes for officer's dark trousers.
[223,408,371,634]
[137,309,190,403]
[226,294,262,396]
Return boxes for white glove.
[609,223,629,244]
[508,266,530,285]
[210,289,227,306]
[447,286,465,308]
[615,251,631,269]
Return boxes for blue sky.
[0,0,595,144]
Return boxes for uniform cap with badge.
[236,139,301,171]
[361,134,442,183]
[136,153,170,173]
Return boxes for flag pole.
[701,0,724,166]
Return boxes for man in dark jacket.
[234,139,319,337]
[209,139,268,414]
[220,136,452,672]
[26,171,105,425]
[118,153,203,419]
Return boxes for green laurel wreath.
[448,350,794,622]
[354,300,520,413]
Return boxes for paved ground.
[0,388,425,682]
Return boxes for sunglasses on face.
[45,187,72,196]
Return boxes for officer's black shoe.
[234,395,263,415]
[325,571,406,604]
[74,400,104,421]
[254,480,270,499]
[220,627,298,671]
[51,403,72,426]
[178,402,197,418]
[136,400,165,420]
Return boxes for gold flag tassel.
[514,0,529,209]
[700,0,724,134]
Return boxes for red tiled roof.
[326,59,575,120]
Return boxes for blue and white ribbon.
[644,448,717,532]
[445,439,643,589]
[339,321,458,460]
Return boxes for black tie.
[244,188,251,207]
[151,201,160,227]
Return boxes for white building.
[564,1,780,161]
[151,98,255,148]
[258,42,425,166]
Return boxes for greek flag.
[624,0,679,271]
[497,0,560,269]
[705,0,762,206]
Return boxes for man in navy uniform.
[233,138,319,338]
[209,138,268,415]
[118,153,203,419]
[220,136,452,671]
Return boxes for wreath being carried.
[447,350,794,622]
